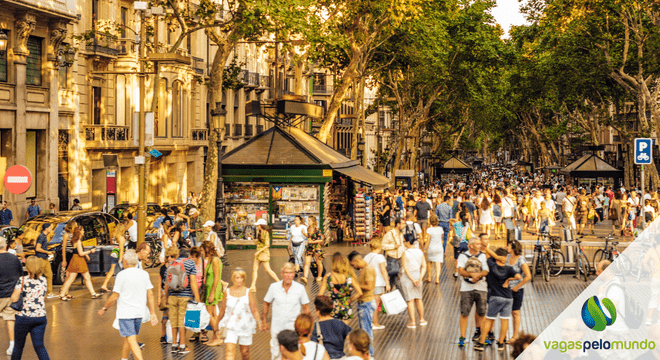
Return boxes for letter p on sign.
[635,138,653,165]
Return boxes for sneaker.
[171,346,179,354]
[373,324,385,330]
[498,341,505,351]
[453,272,459,279]
[139,342,145,349]
[46,293,58,299]
[6,346,13,356]
[474,342,485,352]
[484,339,492,346]
[179,345,190,354]
[472,329,481,341]
[458,337,466,347]
[487,331,496,341]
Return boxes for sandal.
[160,336,167,344]
[99,288,109,293]
[91,293,102,299]
[64,294,74,299]
[419,320,428,326]
[406,324,416,329]
[507,337,518,344]
[200,333,209,342]
[249,286,257,293]
[59,296,71,301]
[316,277,322,282]
[300,277,308,285]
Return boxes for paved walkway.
[0,221,629,360]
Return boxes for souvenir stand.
[222,126,390,249]
[351,188,374,245]
[435,155,473,180]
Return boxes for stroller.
[286,245,305,279]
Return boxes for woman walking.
[401,239,427,328]
[479,196,494,238]
[10,256,51,360]
[288,216,308,272]
[217,268,261,358]
[58,226,101,300]
[101,222,126,292]
[450,212,472,278]
[302,216,325,284]
[319,253,362,323]
[424,215,444,284]
[203,221,225,257]
[249,219,279,292]
[610,192,623,235]
[312,295,353,359]
[492,194,503,239]
[363,239,389,330]
[188,246,207,342]
[202,241,225,346]
[294,313,330,360]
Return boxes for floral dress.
[326,274,354,320]
[305,229,325,259]
[15,276,47,318]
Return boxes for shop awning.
[560,154,623,178]
[332,164,390,189]
[436,155,473,174]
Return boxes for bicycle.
[593,233,631,277]
[538,231,565,276]
[629,240,654,282]
[573,237,590,282]
[531,239,550,283]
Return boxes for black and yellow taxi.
[20,211,119,284]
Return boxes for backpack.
[608,206,618,221]
[577,197,588,213]
[461,251,484,283]
[606,282,644,329]
[166,259,189,292]
[403,223,418,245]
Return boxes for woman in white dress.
[479,196,494,238]
[204,221,225,257]
[401,239,427,329]
[217,268,261,358]
[424,215,444,284]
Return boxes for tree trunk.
[317,51,361,143]
[198,32,234,222]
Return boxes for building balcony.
[246,72,259,88]
[191,128,209,146]
[313,84,333,95]
[192,57,205,75]
[85,36,119,57]
[84,125,131,148]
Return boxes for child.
[7,238,23,259]
[587,202,601,235]
[475,245,521,352]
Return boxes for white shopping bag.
[184,301,210,332]
[380,289,407,315]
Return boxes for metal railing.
[247,72,259,87]
[84,125,130,141]
[313,84,333,95]
[244,124,253,137]
[259,75,269,88]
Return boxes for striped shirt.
[168,257,197,298]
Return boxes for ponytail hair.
[295,313,314,356]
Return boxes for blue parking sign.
[634,138,653,164]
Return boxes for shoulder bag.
[315,320,324,347]
[10,277,25,311]
[199,257,207,304]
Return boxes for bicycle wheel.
[592,249,605,268]
[612,254,631,277]
[144,242,159,268]
[549,250,565,277]
[579,254,590,282]
[531,255,538,284]
[542,255,550,282]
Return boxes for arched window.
[172,81,183,137]
[157,78,168,137]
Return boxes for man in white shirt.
[98,250,158,360]
[262,263,310,360]
[555,187,567,222]
[562,190,577,230]
[501,189,515,230]
[628,191,641,225]
[531,191,544,228]
[457,238,489,347]
[126,215,138,250]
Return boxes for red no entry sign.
[4,165,32,195]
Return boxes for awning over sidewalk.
[332,164,390,189]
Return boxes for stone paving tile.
[0,223,630,360]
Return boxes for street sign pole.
[137,7,147,248]
[634,138,653,230]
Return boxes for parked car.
[165,203,197,217]
[108,202,162,221]
[20,211,120,284]
[0,225,19,241]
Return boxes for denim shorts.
[512,288,525,311]
[460,290,487,317]
[486,296,513,320]
[118,318,142,337]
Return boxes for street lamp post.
[212,103,228,253]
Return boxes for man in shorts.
[414,193,433,249]
[98,250,158,360]
[474,247,520,352]
[457,237,489,347]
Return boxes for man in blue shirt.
[25,199,40,219]
[35,223,55,297]
[435,195,452,251]
[0,202,12,225]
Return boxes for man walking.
[187,208,201,246]
[34,224,55,298]
[163,246,199,355]
[0,202,13,226]
[25,199,41,219]
[98,250,158,360]
[457,237,489,347]
[381,217,406,291]
[0,236,22,355]
[348,251,377,358]
[261,263,310,360]
[435,195,452,251]
[414,193,433,249]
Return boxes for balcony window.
[172,81,183,137]
[156,78,168,137]
[233,124,242,136]
[92,86,102,124]
[120,7,128,54]
[26,36,42,86]
[116,75,128,126]
[58,66,67,89]
[0,31,7,82]
[26,131,37,198]
[245,123,253,137]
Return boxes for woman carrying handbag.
[10,256,51,360]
